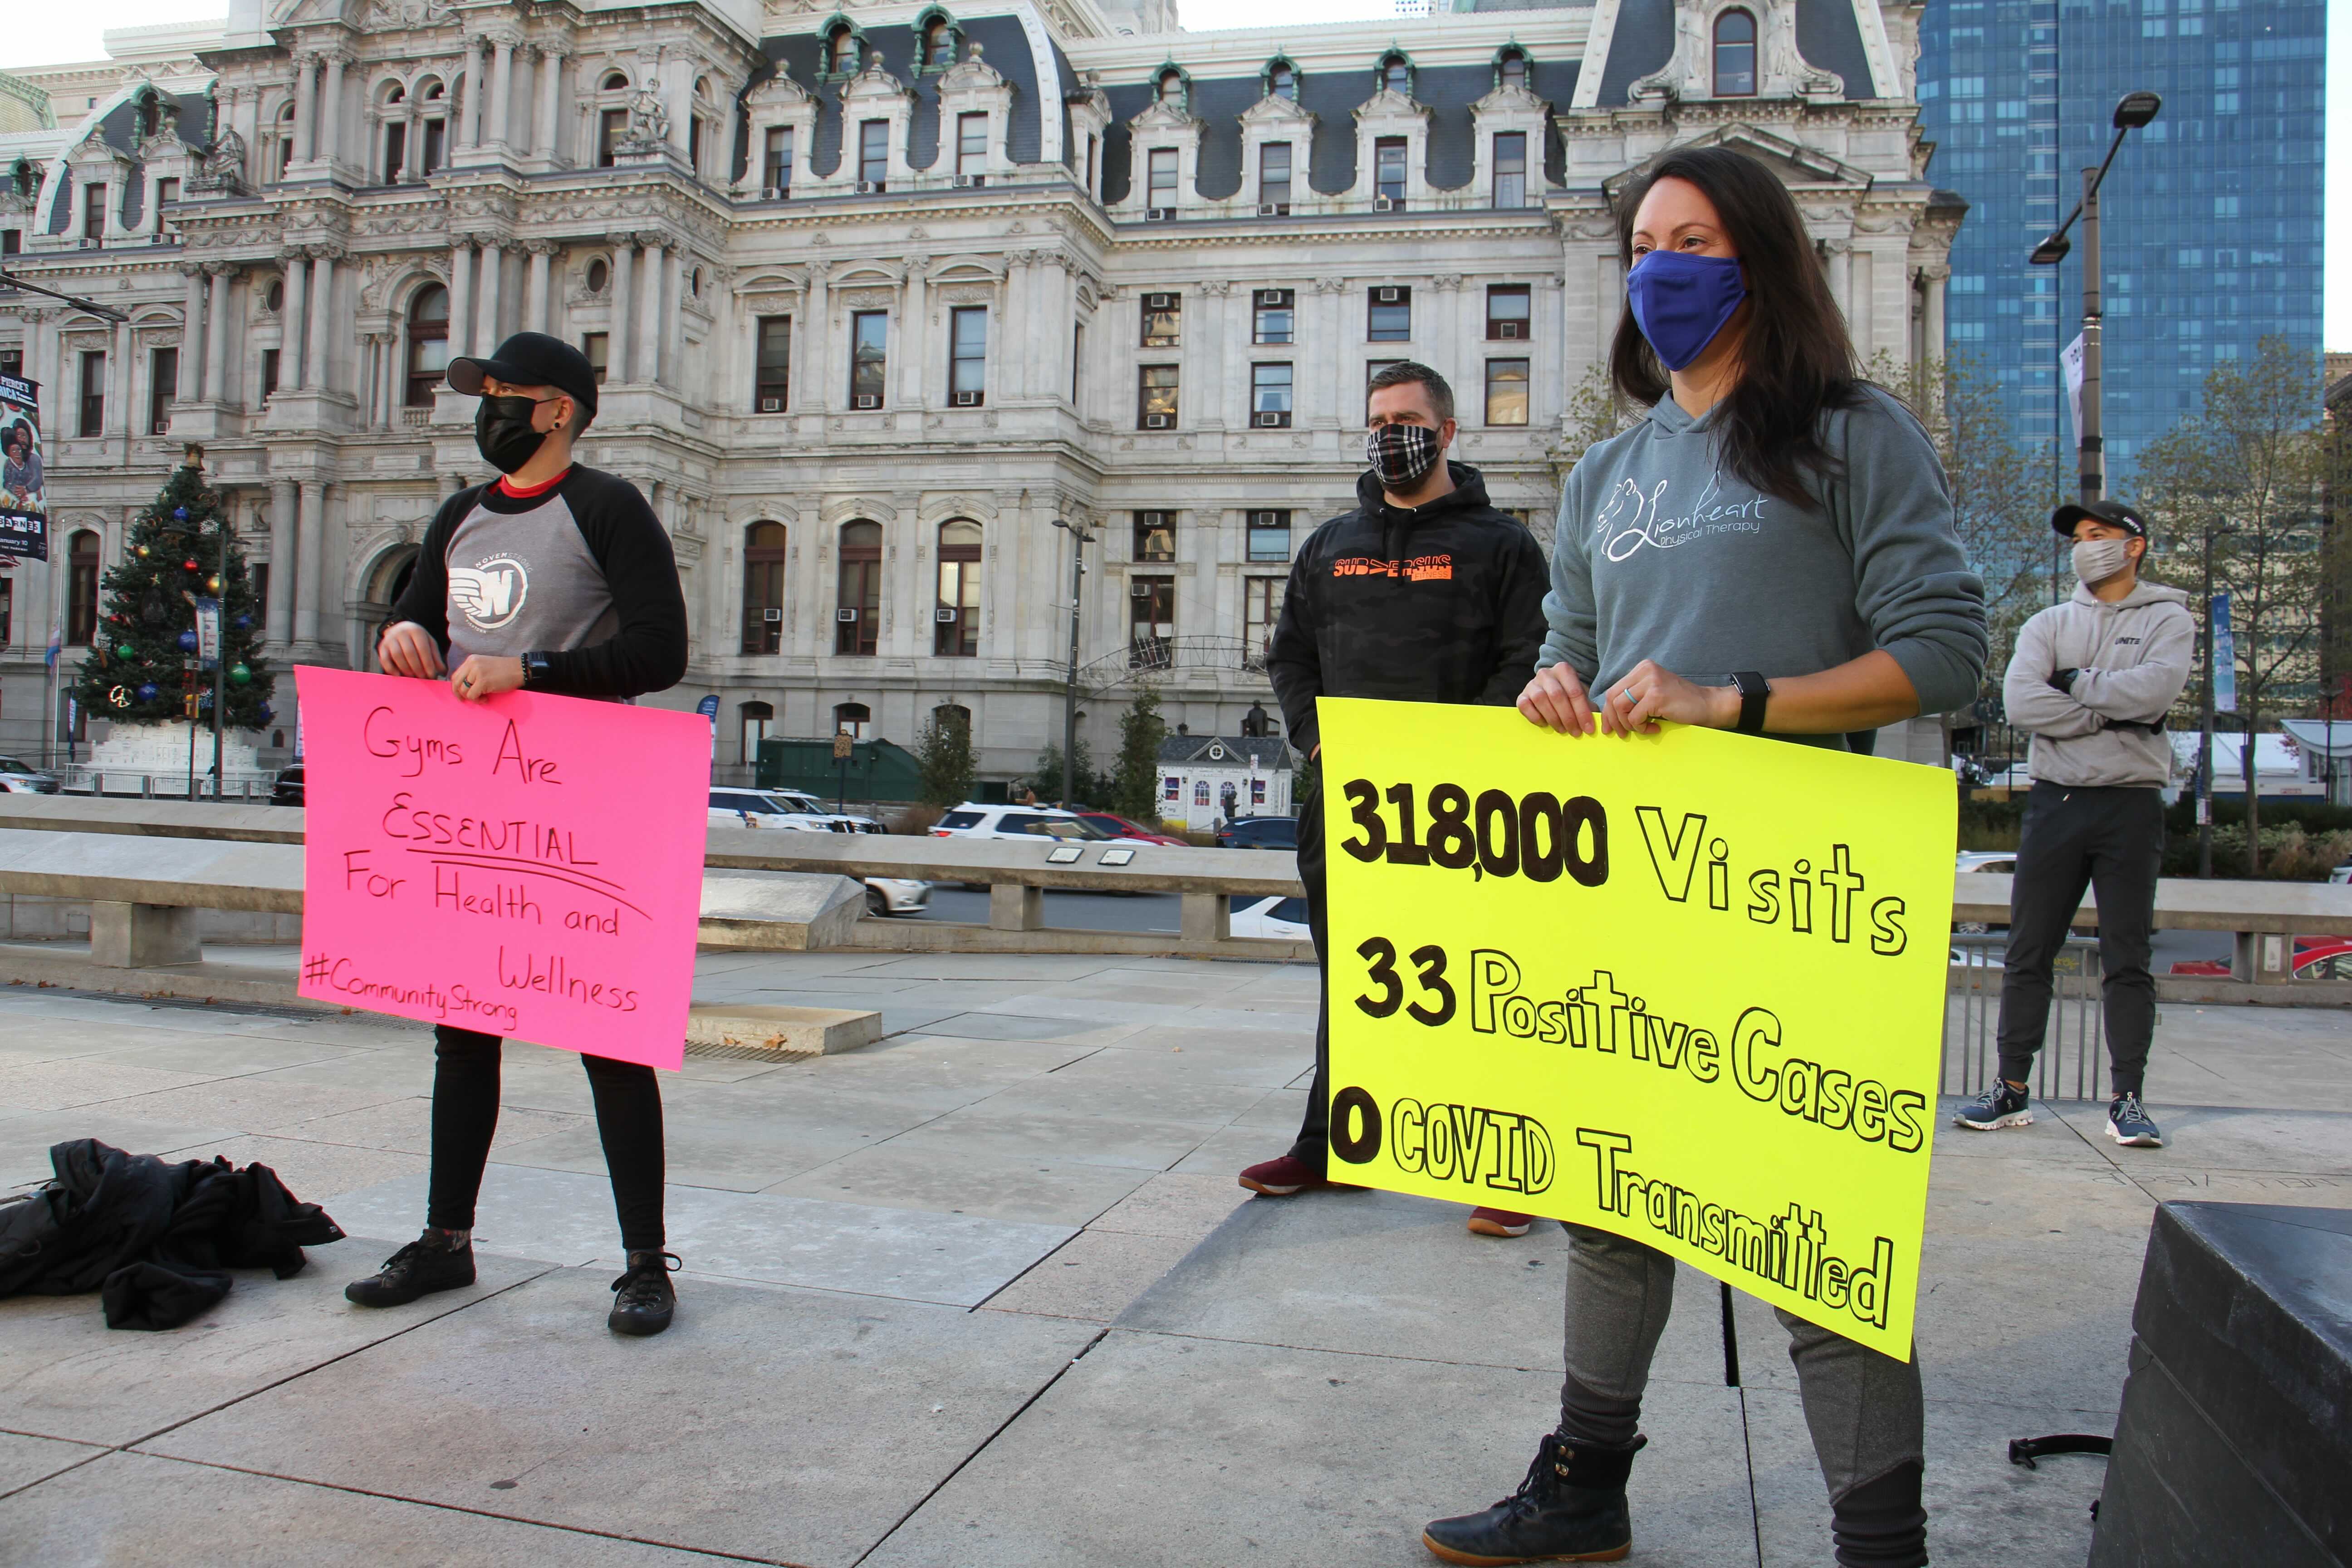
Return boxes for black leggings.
[425,1025,667,1253]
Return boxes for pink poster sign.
[295,666,708,1070]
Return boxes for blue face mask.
[1626,250,1748,372]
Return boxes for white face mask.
[2073,536,2133,588]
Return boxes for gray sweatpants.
[1558,1224,1924,1504]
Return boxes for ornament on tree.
[177,629,199,652]
[173,507,188,520]
[233,614,252,630]
[108,686,132,709]
[115,642,135,659]
[257,703,274,724]
[136,683,159,703]
[183,558,201,572]
[229,662,252,686]
[206,575,222,592]
[135,544,150,559]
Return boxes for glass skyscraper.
[1916,0,2326,488]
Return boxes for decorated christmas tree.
[72,460,276,732]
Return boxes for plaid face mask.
[1365,421,1442,490]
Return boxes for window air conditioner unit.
[836,608,858,622]
[1257,202,1287,216]
[1145,293,1175,310]
[761,186,782,200]
[759,397,782,412]
[856,180,882,194]
[935,607,958,623]
[149,234,167,245]
[1131,582,1152,597]
[1143,413,1171,429]
[1254,411,1282,427]
[1258,290,1286,306]
[1372,196,1396,212]
[1499,321,1521,339]
[953,174,982,188]
[952,390,980,406]
[1146,206,1172,221]
[854,393,881,409]
[78,237,98,248]
[763,608,782,621]
[1376,287,1401,303]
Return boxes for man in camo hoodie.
[1957,497,2192,1148]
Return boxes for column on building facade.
[372,332,397,429]
[279,250,310,389]
[533,47,567,162]
[1052,258,1078,408]
[266,476,295,649]
[318,52,348,166]
[1313,277,1346,428]
[178,266,207,402]
[1441,276,1474,405]
[662,247,686,389]
[800,260,828,415]
[523,241,552,334]
[897,256,928,408]
[1534,276,1563,431]
[607,240,635,383]
[487,34,516,150]
[304,249,336,392]
[1848,249,1875,358]
[635,235,664,387]
[1211,280,1240,429]
[455,37,486,151]
[293,480,326,646]
[446,240,474,359]
[204,264,236,402]
[1921,264,1948,365]
[475,240,503,353]
[107,321,130,436]
[996,253,1029,403]
[1824,240,1852,327]
[290,54,318,165]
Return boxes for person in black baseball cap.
[2048,496,2146,540]
[444,330,599,479]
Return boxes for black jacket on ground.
[0,1139,344,1330]
[1266,462,1550,756]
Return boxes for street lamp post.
[1050,515,1096,810]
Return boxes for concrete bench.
[1955,871,2352,988]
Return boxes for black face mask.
[474,394,554,475]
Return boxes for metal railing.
[1943,935,2107,1101]
[61,769,277,801]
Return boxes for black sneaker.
[344,1229,475,1308]
[608,1250,679,1336]
[1421,1432,1642,1565]
[1953,1081,2032,1131]
[2107,1093,2164,1147]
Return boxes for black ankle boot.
[608,1250,678,1336]
[344,1228,475,1308]
[1421,1431,1645,1565]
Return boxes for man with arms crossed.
[1957,498,2192,1147]
[1240,361,1549,1239]
[347,331,692,1335]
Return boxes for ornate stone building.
[0,0,1955,784]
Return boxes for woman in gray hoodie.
[1421,148,1986,1568]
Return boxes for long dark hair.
[1609,146,1857,508]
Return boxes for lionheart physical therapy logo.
[1592,470,1771,564]
[451,555,530,631]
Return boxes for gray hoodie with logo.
[2003,578,2195,788]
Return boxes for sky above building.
[3,0,2337,349]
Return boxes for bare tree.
[2135,337,2330,874]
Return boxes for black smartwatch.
[520,651,554,691]
[1729,671,1771,735]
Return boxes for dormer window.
[1713,10,1757,97]
[1157,69,1184,108]
[134,90,162,140]
[828,27,859,74]
[1380,55,1410,96]
[1269,62,1296,101]
[10,159,34,201]
[1499,49,1529,92]
[924,19,955,68]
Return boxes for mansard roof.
[44,87,213,234]
[1591,0,1882,108]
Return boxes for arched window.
[1268,61,1297,101]
[66,529,100,645]
[134,91,161,140]
[1158,69,1186,108]
[741,521,787,654]
[835,520,881,656]
[274,100,296,179]
[828,28,859,74]
[1499,49,1529,92]
[418,80,446,175]
[934,519,981,657]
[833,701,872,739]
[1381,55,1411,96]
[932,702,971,739]
[738,700,774,767]
[381,86,408,182]
[924,18,956,68]
[1713,9,1757,96]
[10,158,34,201]
[602,70,629,91]
[404,284,449,407]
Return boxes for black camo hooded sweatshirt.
[1266,461,1550,756]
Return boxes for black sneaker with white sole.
[2106,1093,2163,1147]
[345,1229,475,1308]
[1953,1081,2033,1131]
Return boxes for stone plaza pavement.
[0,948,2345,1568]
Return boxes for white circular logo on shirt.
[450,556,529,632]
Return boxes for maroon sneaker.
[1467,1207,1534,1237]
[1238,1154,1328,1196]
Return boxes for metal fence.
[1943,935,2107,1101]
[61,769,278,801]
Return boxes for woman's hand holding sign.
[1517,664,1598,736]
[378,621,446,681]
[1519,661,1737,738]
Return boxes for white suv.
[929,804,1129,843]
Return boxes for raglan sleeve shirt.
[2068,603,2194,722]
[385,485,473,652]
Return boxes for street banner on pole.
[2210,594,2236,714]
[192,596,222,667]
[1320,698,1955,1360]
[0,372,47,559]
[2060,334,2086,450]
[295,666,709,1069]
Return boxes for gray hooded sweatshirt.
[1539,386,1988,744]
[2003,578,2194,788]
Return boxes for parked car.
[708,789,927,915]
[2169,937,2352,980]
[1229,894,1311,941]
[931,804,1135,843]
[270,764,304,806]
[0,755,62,794]
[1216,816,1298,852]
[1077,811,1187,847]
[1955,852,2016,876]
[2332,861,2351,886]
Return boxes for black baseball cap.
[447,331,598,420]
[2050,497,2146,539]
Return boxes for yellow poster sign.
[1318,698,1955,1359]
